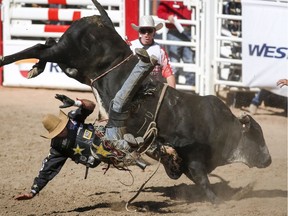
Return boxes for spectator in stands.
[277,79,288,88]
[130,15,176,88]
[157,0,195,86]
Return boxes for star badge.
[73,144,85,155]
[92,143,113,158]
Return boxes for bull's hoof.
[65,68,78,77]
[27,67,43,79]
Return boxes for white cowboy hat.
[41,110,69,139]
[131,15,163,32]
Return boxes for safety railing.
[213,0,260,93]
[2,0,124,41]
[0,0,125,90]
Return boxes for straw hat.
[131,15,163,32]
[41,110,69,139]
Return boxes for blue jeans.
[167,28,195,85]
[251,90,270,107]
[106,60,154,140]
[112,60,154,112]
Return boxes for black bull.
[0,0,271,203]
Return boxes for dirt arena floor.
[0,86,287,216]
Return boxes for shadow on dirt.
[45,202,111,215]
[47,182,287,215]
[143,182,287,203]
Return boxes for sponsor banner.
[2,42,90,90]
[242,0,288,97]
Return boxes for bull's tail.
[91,0,114,29]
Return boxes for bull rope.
[139,83,169,155]
[90,53,133,85]
[90,53,134,123]
[125,83,168,212]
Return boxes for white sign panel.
[242,0,288,97]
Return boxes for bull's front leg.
[184,161,219,204]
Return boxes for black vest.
[51,122,101,168]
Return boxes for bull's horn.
[92,0,114,29]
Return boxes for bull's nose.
[261,155,272,168]
[256,155,272,168]
[264,156,272,167]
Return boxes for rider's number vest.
[51,123,100,168]
[73,124,98,167]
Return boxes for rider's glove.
[55,94,78,108]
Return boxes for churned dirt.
[0,86,287,216]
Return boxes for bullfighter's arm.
[160,48,176,88]
[54,94,96,123]
[15,148,67,200]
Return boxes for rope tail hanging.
[139,83,168,155]
[125,157,162,212]
[125,84,168,212]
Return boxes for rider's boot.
[135,48,158,65]
[123,133,144,148]
[105,108,144,148]
[105,109,147,170]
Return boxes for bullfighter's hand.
[276,79,288,88]
[14,192,35,200]
[55,94,75,108]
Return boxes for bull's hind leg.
[28,60,48,79]
[0,39,55,67]
[28,38,57,78]
[185,161,219,203]
[28,37,79,79]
